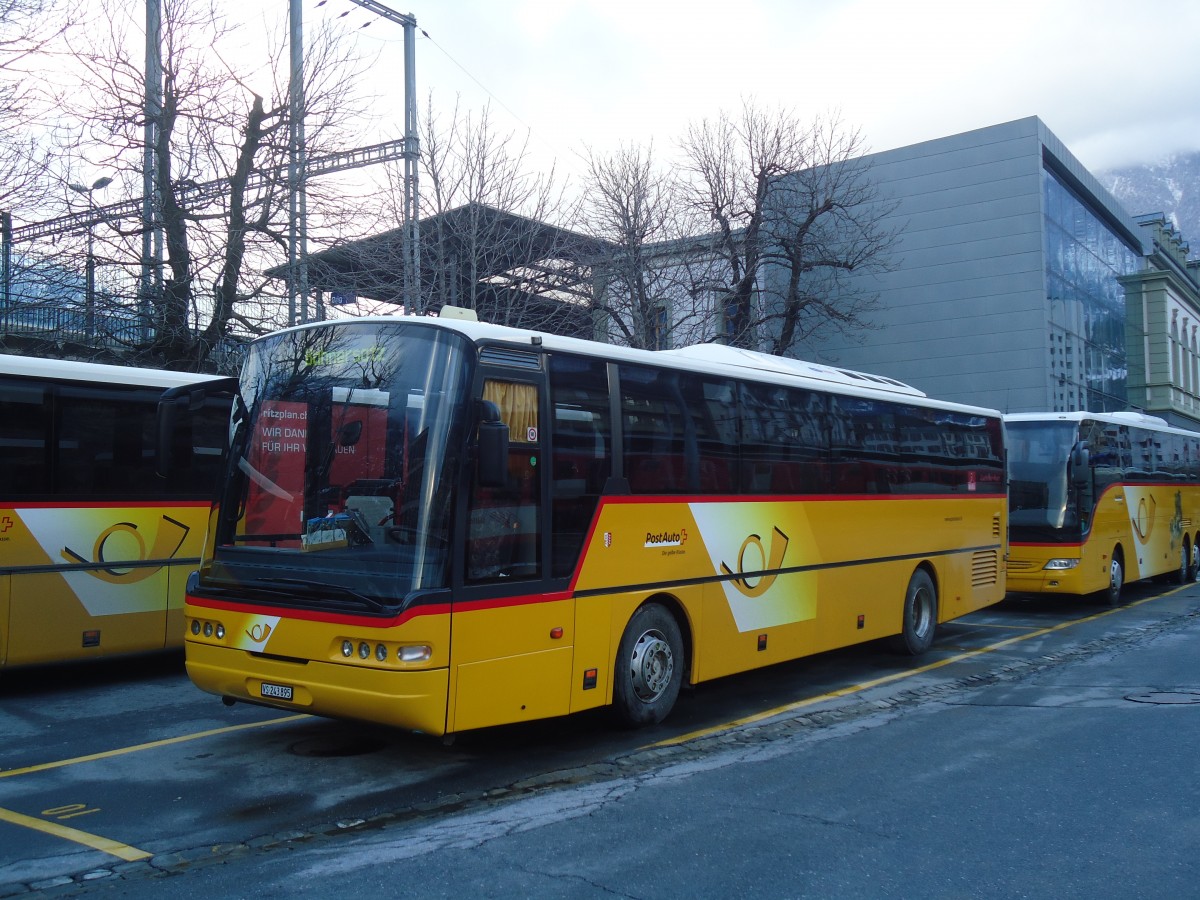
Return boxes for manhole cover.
[1125,691,1200,705]
[289,735,388,757]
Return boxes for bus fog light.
[358,642,370,660]
[191,620,201,636]
[398,644,432,662]
[215,624,225,640]
[1044,559,1080,570]
[342,640,354,658]
[203,622,214,637]
[375,644,387,662]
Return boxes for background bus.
[178,312,1007,735]
[1006,411,1200,604]
[0,354,231,669]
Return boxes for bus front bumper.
[1006,553,1092,595]
[186,640,450,736]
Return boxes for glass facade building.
[1042,167,1140,412]
[772,117,1159,419]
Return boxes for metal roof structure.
[267,203,617,336]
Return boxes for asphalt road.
[3,579,1198,897]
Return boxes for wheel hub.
[630,630,673,702]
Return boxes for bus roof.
[0,353,227,390]
[256,313,1001,419]
[1005,410,1200,438]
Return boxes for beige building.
[1122,214,1200,428]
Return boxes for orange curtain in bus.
[483,380,539,444]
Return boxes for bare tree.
[0,0,71,212]
[679,102,897,354]
[579,141,722,349]
[37,0,371,371]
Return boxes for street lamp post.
[68,176,112,341]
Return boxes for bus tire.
[1103,551,1124,607]
[1172,539,1192,585]
[1192,542,1200,583]
[890,568,938,656]
[612,603,683,727]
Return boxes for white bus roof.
[1005,410,1200,438]
[257,313,1000,419]
[0,353,227,390]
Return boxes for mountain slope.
[1100,151,1200,249]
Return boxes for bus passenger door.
[450,373,575,732]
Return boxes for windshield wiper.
[251,577,388,613]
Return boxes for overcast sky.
[310,0,1200,183]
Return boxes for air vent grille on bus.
[971,550,999,587]
[993,514,1001,539]
[480,346,542,370]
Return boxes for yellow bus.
[0,354,230,669]
[1007,411,1200,605]
[178,312,1007,734]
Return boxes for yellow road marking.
[0,714,309,780]
[651,588,1180,748]
[0,806,151,861]
[0,714,308,862]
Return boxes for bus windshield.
[206,321,473,608]
[1006,419,1084,539]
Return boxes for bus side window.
[0,380,49,497]
[548,354,610,578]
[739,382,826,495]
[57,387,159,497]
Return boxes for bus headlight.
[358,642,370,659]
[1044,559,1080,570]
[342,640,354,658]
[398,645,432,663]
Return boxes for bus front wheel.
[1104,552,1124,607]
[890,568,938,656]
[612,603,684,727]
[1172,539,1192,585]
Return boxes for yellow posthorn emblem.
[721,527,789,597]
[60,516,190,584]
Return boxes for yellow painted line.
[955,621,1043,631]
[0,714,309,780]
[651,588,1183,748]
[0,806,151,861]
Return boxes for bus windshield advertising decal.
[244,400,307,539]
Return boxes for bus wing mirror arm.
[477,400,509,488]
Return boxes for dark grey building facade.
[782,117,1163,419]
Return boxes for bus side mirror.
[1070,441,1090,485]
[155,377,238,479]
[478,400,509,488]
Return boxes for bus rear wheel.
[612,603,683,727]
[890,568,938,656]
